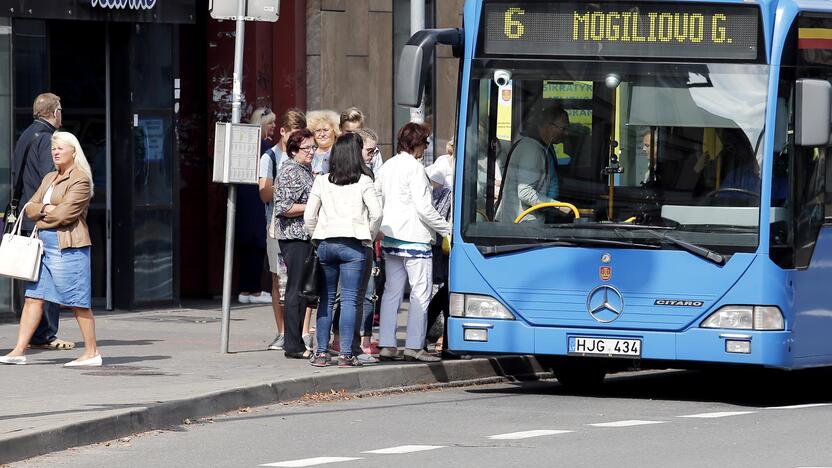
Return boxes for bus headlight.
[449,293,515,320]
[701,305,784,331]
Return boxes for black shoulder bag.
[299,246,322,300]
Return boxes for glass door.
[110,22,178,308]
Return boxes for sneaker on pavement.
[403,348,441,362]
[337,355,363,368]
[267,334,284,350]
[248,292,272,304]
[238,294,251,304]
[310,352,329,367]
[378,347,403,361]
[355,353,379,365]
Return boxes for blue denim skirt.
[25,229,92,309]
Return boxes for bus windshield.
[461,60,770,256]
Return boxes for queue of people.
[0,97,454,368]
[261,106,453,366]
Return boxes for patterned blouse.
[273,158,314,241]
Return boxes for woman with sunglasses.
[273,129,317,359]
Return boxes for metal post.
[220,0,247,353]
[409,0,425,124]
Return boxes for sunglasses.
[299,145,318,153]
[364,147,380,156]
[262,108,272,117]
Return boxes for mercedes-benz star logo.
[586,285,624,323]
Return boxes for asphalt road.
[15,368,832,468]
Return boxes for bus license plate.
[568,337,641,358]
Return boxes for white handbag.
[0,203,44,282]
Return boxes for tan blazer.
[24,167,92,249]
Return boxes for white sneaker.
[355,353,379,365]
[267,334,284,350]
[238,294,251,304]
[249,292,272,304]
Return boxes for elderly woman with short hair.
[274,128,317,359]
[306,110,341,175]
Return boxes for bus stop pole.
[220,0,247,354]
[409,0,425,124]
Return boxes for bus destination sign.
[483,2,759,60]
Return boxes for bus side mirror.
[795,78,832,147]
[398,45,427,109]
[396,28,463,108]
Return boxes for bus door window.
[770,13,832,269]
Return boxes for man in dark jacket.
[9,92,73,350]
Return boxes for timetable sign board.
[482,2,760,61]
[212,122,261,185]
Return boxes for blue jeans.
[316,238,368,356]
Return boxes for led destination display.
[483,2,760,60]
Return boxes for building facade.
[305,0,464,159]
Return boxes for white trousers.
[378,253,433,350]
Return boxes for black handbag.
[299,248,322,300]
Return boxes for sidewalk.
[0,302,544,464]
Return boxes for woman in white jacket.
[375,123,451,362]
[304,133,381,367]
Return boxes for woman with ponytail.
[0,131,101,367]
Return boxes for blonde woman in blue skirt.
[0,131,100,367]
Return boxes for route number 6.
[504,7,525,39]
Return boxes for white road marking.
[764,403,831,410]
[362,445,445,454]
[678,411,755,419]
[260,457,362,467]
[589,420,666,427]
[488,430,573,440]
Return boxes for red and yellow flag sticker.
[799,28,832,49]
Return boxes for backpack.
[266,148,278,181]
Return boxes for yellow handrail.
[514,202,581,224]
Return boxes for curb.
[0,355,545,464]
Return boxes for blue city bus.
[398,0,832,386]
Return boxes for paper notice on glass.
[496,81,513,141]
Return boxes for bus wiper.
[552,222,675,230]
[645,229,725,265]
[478,237,659,256]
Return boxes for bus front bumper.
[447,317,792,368]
